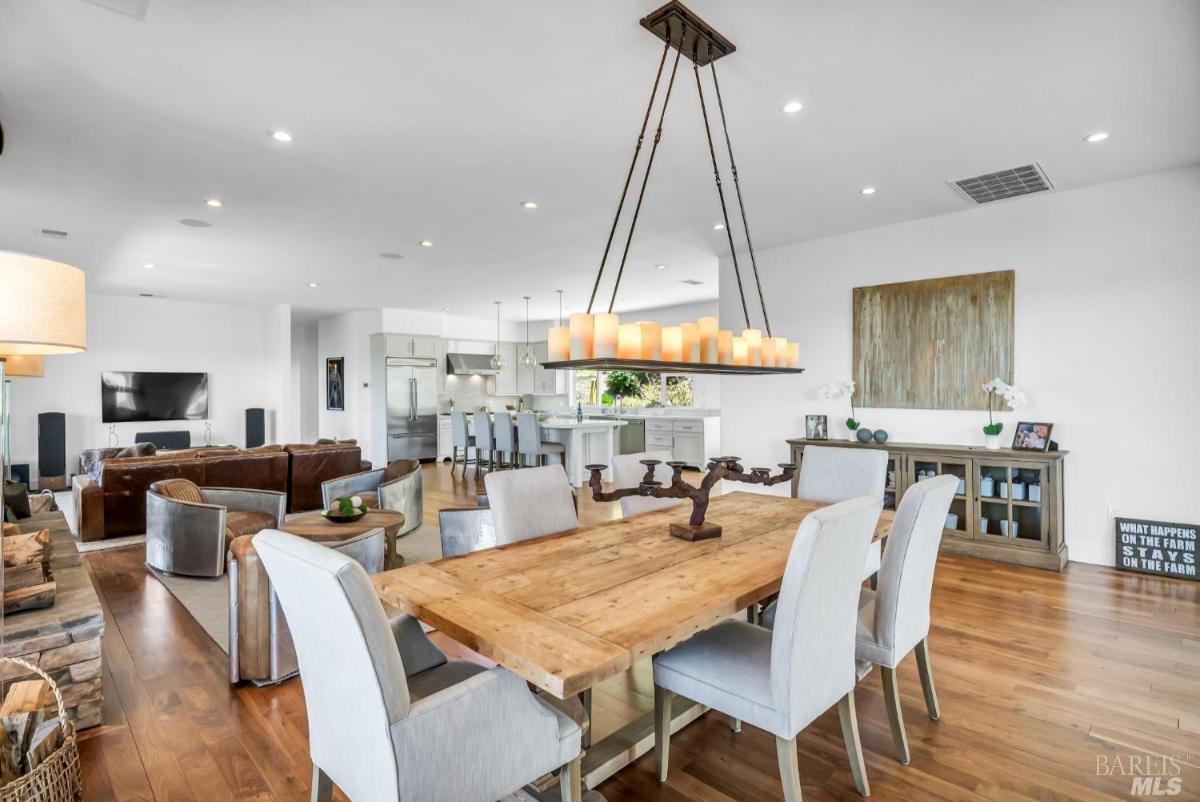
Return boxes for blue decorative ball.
[873,429,889,443]
[856,428,874,443]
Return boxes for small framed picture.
[326,357,345,411]
[805,414,828,440]
[1011,421,1053,451]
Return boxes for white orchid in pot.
[981,378,1026,449]
[817,379,859,442]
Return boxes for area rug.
[148,522,445,653]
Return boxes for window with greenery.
[572,370,695,408]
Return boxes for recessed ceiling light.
[419,240,433,248]
[308,282,319,288]
[656,264,668,270]
[270,130,293,143]
[1084,131,1109,143]
[204,198,223,208]
[713,223,725,231]
[861,186,877,196]
[781,101,803,114]
[443,307,452,312]
[379,252,404,260]
[521,201,538,209]
[144,262,155,269]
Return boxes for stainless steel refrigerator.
[386,356,438,461]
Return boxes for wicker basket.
[0,657,82,802]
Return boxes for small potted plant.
[817,379,860,442]
[981,378,1025,449]
[324,494,369,523]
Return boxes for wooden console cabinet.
[786,439,1068,570]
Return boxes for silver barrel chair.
[145,478,286,578]
[320,458,422,538]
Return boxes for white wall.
[8,294,284,475]
[720,166,1200,566]
[290,321,319,442]
[316,309,380,461]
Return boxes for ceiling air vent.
[81,0,150,20]
[950,162,1053,205]
[679,279,704,286]
[39,228,69,238]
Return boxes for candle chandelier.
[542,1,803,376]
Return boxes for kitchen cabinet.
[640,417,721,468]
[671,432,705,466]
[437,416,453,461]
[532,342,566,396]
[390,334,438,359]
[493,342,520,395]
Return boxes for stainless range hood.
[446,353,500,376]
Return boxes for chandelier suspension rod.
[694,45,751,330]
[606,25,686,314]
[709,57,771,337]
[585,37,672,316]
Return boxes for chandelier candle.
[618,324,642,359]
[679,322,700,362]
[569,313,594,360]
[732,336,748,366]
[639,321,662,360]
[774,337,788,367]
[742,329,762,367]
[594,313,620,358]
[787,342,800,368]
[761,337,777,368]
[548,326,570,362]
[698,316,719,363]
[661,326,684,362]
[718,330,733,364]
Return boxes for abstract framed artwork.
[326,357,345,411]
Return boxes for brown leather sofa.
[73,447,289,541]
[284,442,367,513]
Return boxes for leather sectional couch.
[72,442,367,541]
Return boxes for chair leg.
[915,638,940,720]
[451,446,457,473]
[559,756,582,802]
[474,446,481,477]
[837,692,870,796]
[654,685,672,782]
[881,666,911,764]
[775,734,803,802]
[730,716,742,733]
[310,764,333,802]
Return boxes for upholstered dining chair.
[484,463,578,545]
[493,412,519,469]
[516,412,565,467]
[438,506,497,558]
[852,473,957,764]
[611,451,681,517]
[796,445,888,581]
[145,479,286,577]
[652,495,882,801]
[473,410,496,477]
[320,459,422,537]
[253,529,583,802]
[450,411,475,475]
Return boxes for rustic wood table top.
[281,509,406,542]
[372,491,892,698]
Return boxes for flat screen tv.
[101,371,209,423]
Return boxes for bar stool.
[473,410,496,477]
[493,412,519,469]
[516,412,565,467]
[449,411,475,475]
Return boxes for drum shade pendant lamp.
[540,1,802,376]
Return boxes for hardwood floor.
[75,462,1199,801]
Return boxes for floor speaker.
[38,412,67,490]
[246,408,265,448]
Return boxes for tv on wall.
[101,371,209,423]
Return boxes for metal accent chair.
[652,496,882,800]
[438,507,497,558]
[796,445,888,581]
[516,412,565,467]
[450,411,475,475]
[493,412,519,469]
[484,464,578,545]
[473,410,496,477]
[611,451,681,517]
[145,479,285,577]
[252,529,583,802]
[320,459,422,538]
[228,527,384,685]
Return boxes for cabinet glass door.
[976,460,1048,548]
[908,455,972,539]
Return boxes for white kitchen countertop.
[540,418,628,429]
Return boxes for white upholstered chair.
[611,451,681,517]
[450,411,476,475]
[517,412,566,467]
[473,411,496,477]
[484,464,578,545]
[252,529,583,802]
[796,445,888,580]
[493,411,518,469]
[652,496,883,800]
[855,473,957,764]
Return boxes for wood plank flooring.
[74,462,1199,801]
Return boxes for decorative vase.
[1028,483,1041,502]
[985,433,1001,449]
[980,475,995,497]
[847,429,859,442]
[856,428,874,443]
[980,517,989,534]
[956,477,966,495]
[873,429,889,443]
[945,513,959,530]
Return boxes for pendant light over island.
[540,2,803,377]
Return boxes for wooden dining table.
[372,491,893,789]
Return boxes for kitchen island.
[539,418,627,485]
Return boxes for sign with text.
[1116,517,1197,580]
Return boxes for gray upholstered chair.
[450,411,476,474]
[611,451,681,517]
[517,412,565,467]
[253,529,583,802]
[652,496,883,800]
[438,507,497,558]
[796,445,888,580]
[484,464,578,545]
[473,410,496,477]
[854,473,957,764]
[320,459,422,537]
[493,412,518,469]
[145,479,286,578]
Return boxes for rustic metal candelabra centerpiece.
[585,457,796,541]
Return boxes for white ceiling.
[1,0,1197,323]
